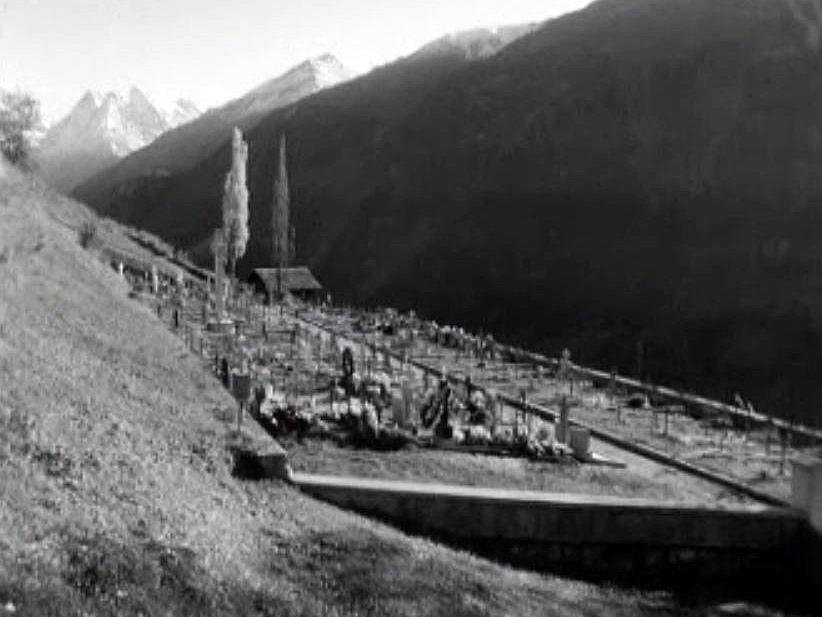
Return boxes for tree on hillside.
[0,91,40,167]
[271,134,293,298]
[221,127,250,276]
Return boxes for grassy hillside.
[1,161,691,615]
[75,0,822,424]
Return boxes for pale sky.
[1,0,591,123]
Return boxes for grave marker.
[211,231,226,321]
[558,395,570,444]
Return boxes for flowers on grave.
[361,403,380,439]
[462,425,493,446]
[256,388,287,419]
[492,426,515,445]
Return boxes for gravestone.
[569,427,591,457]
[175,269,186,299]
[558,348,572,382]
[520,389,532,438]
[401,379,413,425]
[341,347,356,396]
[232,371,253,431]
[558,395,570,444]
[485,391,499,428]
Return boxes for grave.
[792,456,822,534]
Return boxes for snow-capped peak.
[237,54,354,117]
[415,23,539,61]
[34,86,202,190]
[307,53,357,88]
[162,98,201,128]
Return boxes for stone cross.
[175,269,186,303]
[211,231,227,320]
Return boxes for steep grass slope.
[0,162,682,615]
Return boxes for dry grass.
[0,163,707,615]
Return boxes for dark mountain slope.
[85,40,509,260]
[77,0,822,422]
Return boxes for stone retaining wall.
[294,473,812,594]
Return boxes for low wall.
[294,473,810,592]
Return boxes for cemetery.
[96,124,822,601]
[109,257,822,597]
[119,257,770,504]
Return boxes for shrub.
[0,90,40,167]
[78,221,99,249]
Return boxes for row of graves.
[293,305,822,501]
[268,307,625,466]
[120,265,622,468]
[240,317,593,462]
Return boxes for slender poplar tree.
[221,127,249,276]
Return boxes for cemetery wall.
[293,473,810,587]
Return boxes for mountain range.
[73,54,354,213]
[33,87,200,192]
[74,0,822,423]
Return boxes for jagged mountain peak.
[125,86,157,110]
[35,85,201,191]
[306,53,349,73]
[235,55,354,117]
[163,98,201,128]
[77,89,105,108]
[247,54,354,97]
[308,53,356,87]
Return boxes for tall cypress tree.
[271,134,291,297]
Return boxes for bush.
[0,90,40,167]
[78,221,99,249]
